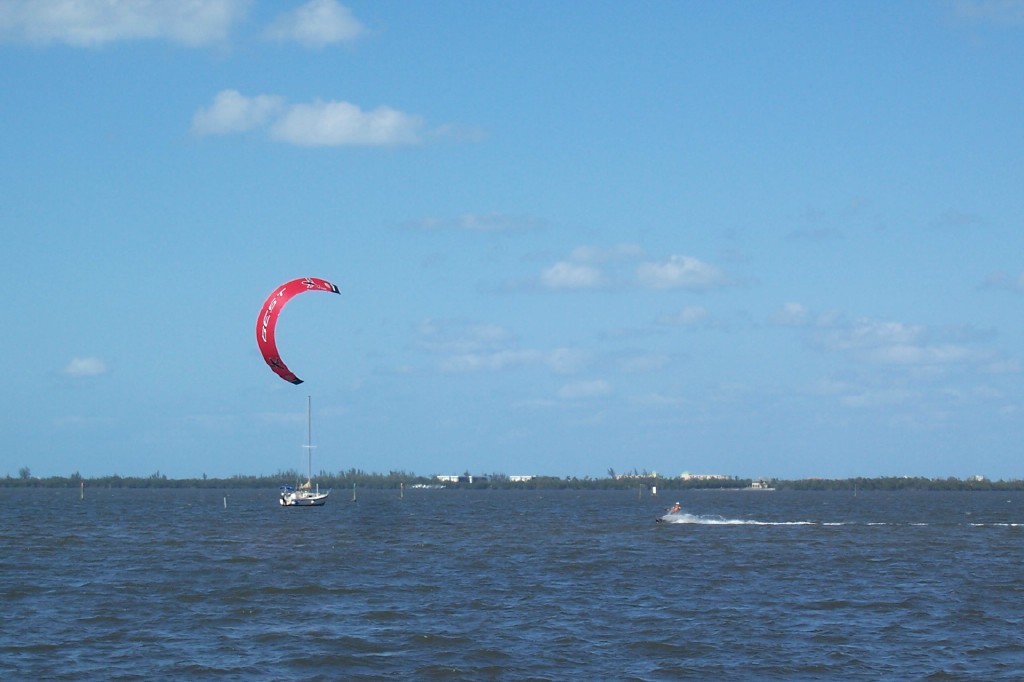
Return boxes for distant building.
[679,472,730,481]
[746,479,775,491]
[435,474,488,484]
[509,475,535,482]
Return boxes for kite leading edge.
[256,277,340,385]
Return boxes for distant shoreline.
[3,474,1023,492]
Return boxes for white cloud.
[769,302,810,327]
[190,90,284,135]
[412,213,543,233]
[271,100,424,146]
[440,348,586,375]
[416,319,513,356]
[824,319,926,353]
[558,379,611,400]
[867,344,976,366]
[929,209,986,231]
[540,262,604,290]
[440,350,540,373]
[64,356,107,377]
[519,248,731,293]
[658,305,710,327]
[629,392,686,407]
[264,0,364,47]
[416,319,586,375]
[636,255,726,290]
[0,0,248,47]
[817,318,993,373]
[568,243,645,263]
[618,353,670,373]
[793,313,1016,420]
[454,213,542,232]
[544,348,588,374]
[530,244,647,291]
[952,0,1024,25]
[983,358,1022,374]
[840,388,918,409]
[191,91,427,147]
[426,122,488,144]
[983,270,1024,292]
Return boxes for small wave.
[658,513,815,526]
[660,518,1023,528]
[970,522,1023,528]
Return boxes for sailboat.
[279,396,330,507]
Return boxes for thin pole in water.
[352,482,357,502]
[223,495,227,509]
[400,481,404,499]
[80,480,84,500]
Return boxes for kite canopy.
[256,277,340,384]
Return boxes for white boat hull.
[279,490,329,507]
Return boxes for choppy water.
[2,487,1022,680]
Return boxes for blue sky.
[2,0,1022,481]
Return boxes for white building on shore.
[679,472,731,481]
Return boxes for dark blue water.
[2,488,1022,680]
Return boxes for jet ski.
[656,502,684,523]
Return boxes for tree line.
[3,468,1024,491]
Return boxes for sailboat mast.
[306,394,312,481]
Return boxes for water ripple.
[2,488,1023,679]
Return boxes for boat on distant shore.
[280,396,330,507]
[742,480,775,491]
